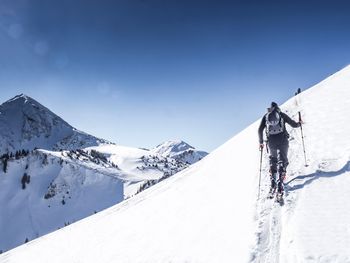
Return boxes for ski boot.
[268,174,277,199]
[276,181,284,205]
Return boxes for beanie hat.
[271,101,278,108]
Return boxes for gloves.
[259,144,264,151]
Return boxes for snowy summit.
[0,94,109,153]
[151,140,208,164]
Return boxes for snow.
[0,143,198,253]
[0,149,124,253]
[151,140,208,163]
[86,144,206,198]
[0,120,259,262]
[2,65,350,262]
[0,96,207,253]
[280,169,350,262]
[89,144,150,172]
[152,140,194,156]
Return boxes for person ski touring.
[258,102,302,199]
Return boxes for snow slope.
[87,144,192,198]
[0,113,259,262]
[253,65,350,263]
[0,139,201,254]
[0,149,124,253]
[2,65,350,262]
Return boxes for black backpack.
[266,110,284,135]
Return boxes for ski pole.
[298,112,308,167]
[258,148,263,200]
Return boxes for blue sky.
[1,0,350,151]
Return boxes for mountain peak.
[0,94,109,153]
[154,140,194,154]
[2,94,50,116]
[152,140,208,164]
[5,94,36,105]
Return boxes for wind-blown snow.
[2,65,350,262]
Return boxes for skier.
[258,102,302,198]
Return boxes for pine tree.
[21,173,28,189]
[2,158,8,173]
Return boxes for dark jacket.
[258,110,300,145]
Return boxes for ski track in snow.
[251,94,312,263]
[252,160,310,263]
[251,164,283,263]
[252,156,350,263]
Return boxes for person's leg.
[277,142,289,193]
[269,145,278,190]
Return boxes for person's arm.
[258,115,266,144]
[281,112,301,128]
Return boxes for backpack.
[266,110,284,135]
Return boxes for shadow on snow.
[285,161,350,191]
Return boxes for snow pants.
[268,140,289,190]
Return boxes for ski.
[267,186,284,205]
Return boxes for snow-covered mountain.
[0,94,208,254]
[2,65,350,262]
[0,94,109,153]
[0,148,124,253]
[0,143,202,253]
[86,144,193,198]
[151,140,208,164]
